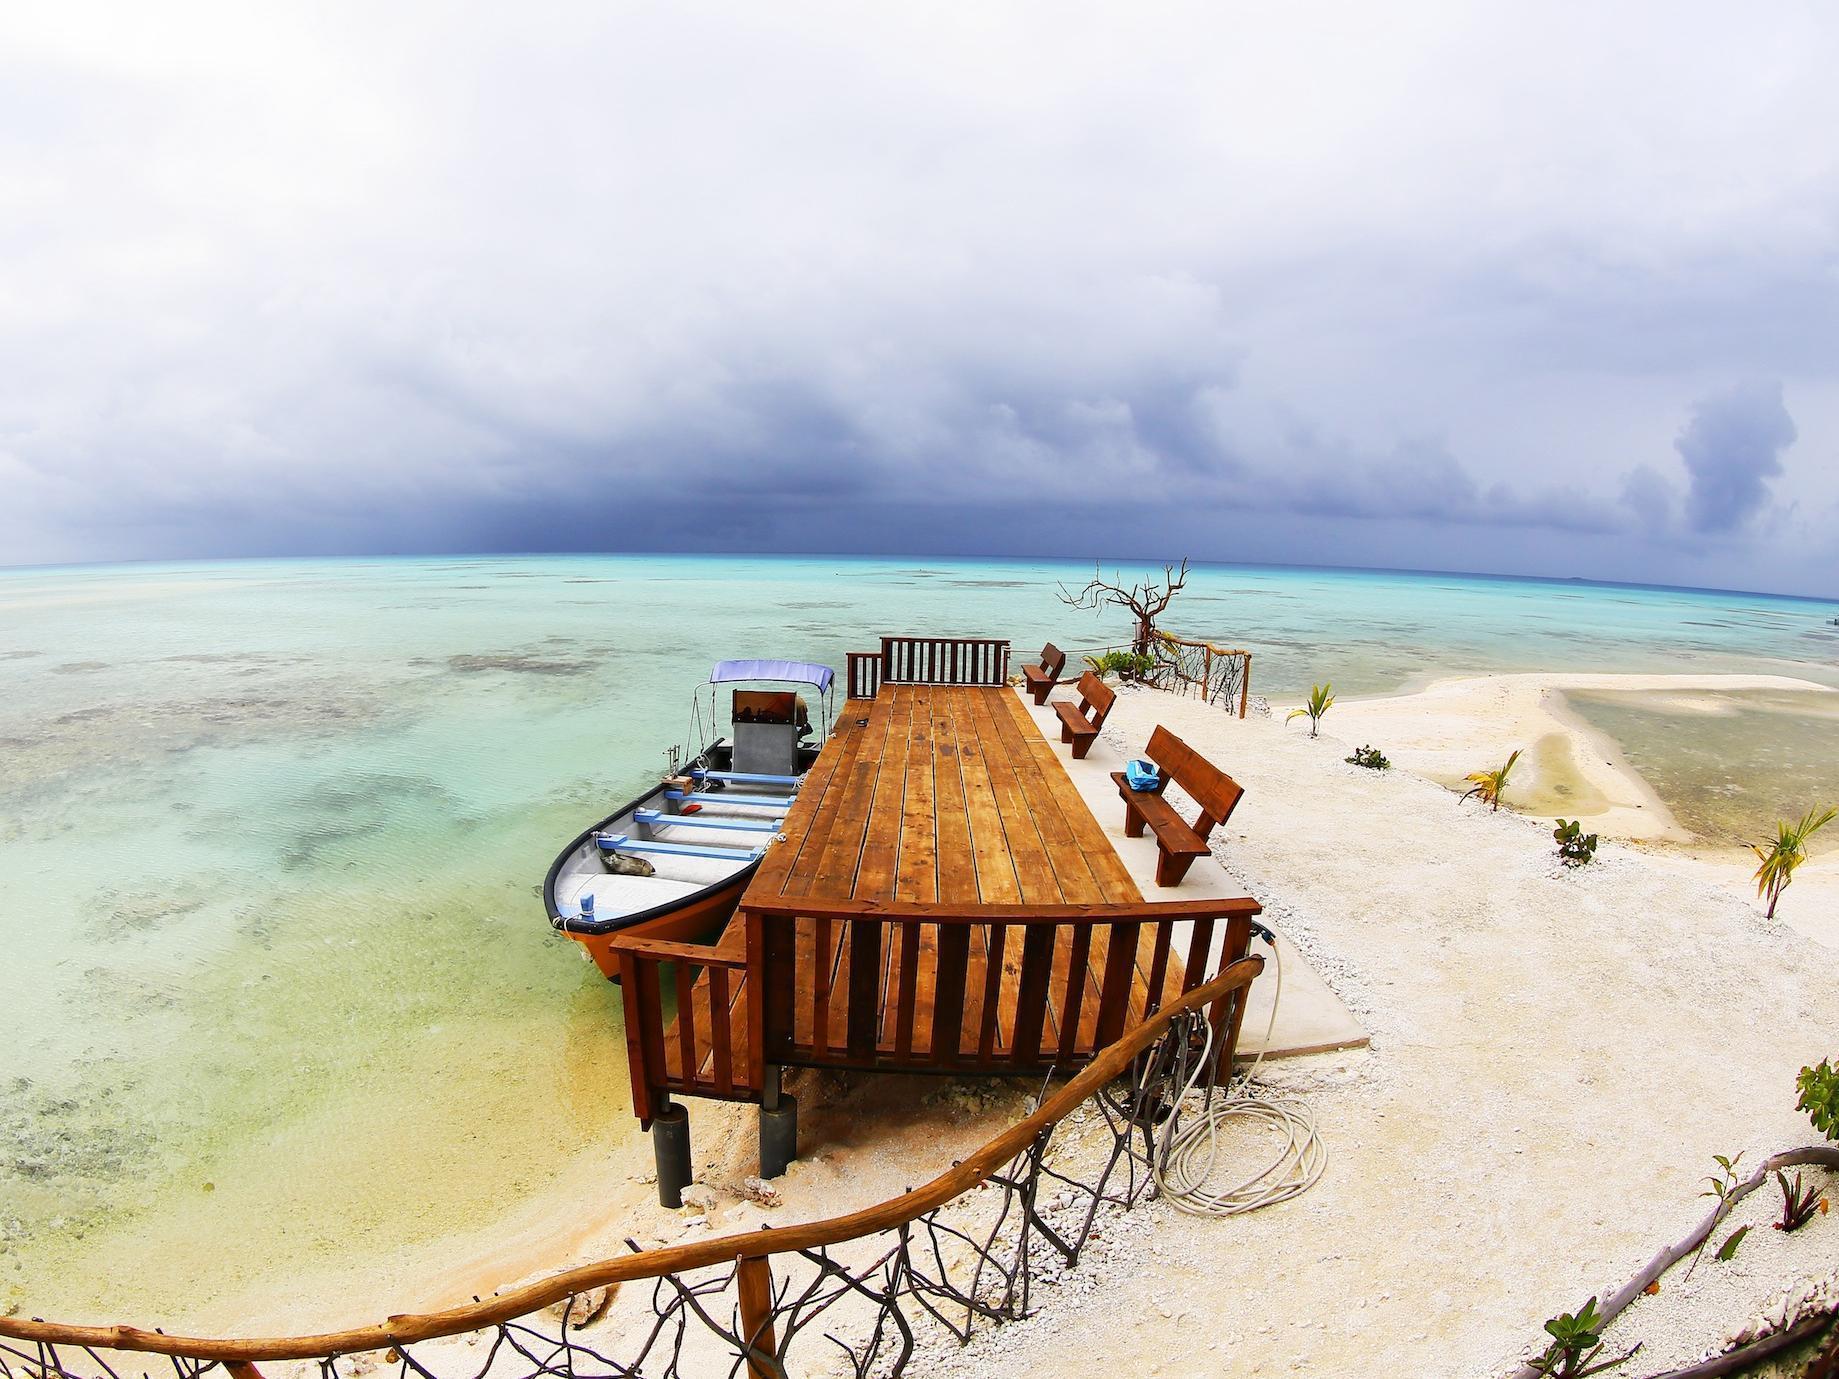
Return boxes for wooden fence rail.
[0,960,1266,1377]
[878,635,1010,687]
[844,650,881,701]
[609,895,1260,1125]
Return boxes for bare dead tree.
[1057,559,1191,655]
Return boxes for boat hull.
[563,868,754,980]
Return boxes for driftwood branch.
[1511,1146,1839,1379]
[1637,1309,1837,1379]
[1056,559,1191,653]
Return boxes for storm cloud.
[1674,383,1798,534]
[1,3,1837,595]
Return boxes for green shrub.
[1346,744,1390,770]
[1084,649,1156,681]
[1799,1058,1839,1141]
[1553,819,1598,867]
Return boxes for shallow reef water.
[0,553,1832,1326]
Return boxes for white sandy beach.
[1334,671,1839,948]
[116,672,1839,1378]
[281,672,1839,1379]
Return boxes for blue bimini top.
[708,659,835,693]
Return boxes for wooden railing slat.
[847,917,881,1058]
[1008,926,1055,1066]
[1056,925,1093,1060]
[976,922,1005,1063]
[1095,919,1139,1048]
[894,920,920,1059]
[931,923,969,1066]
[1181,917,1216,993]
[710,965,733,1095]
[674,962,696,1091]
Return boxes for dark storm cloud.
[0,3,1836,595]
[1673,382,1798,534]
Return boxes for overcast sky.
[2,3,1837,595]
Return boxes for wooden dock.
[607,638,1262,1189]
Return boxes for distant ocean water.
[1,553,1835,1325]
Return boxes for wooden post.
[1239,652,1251,720]
[736,1254,778,1379]
[225,1363,266,1379]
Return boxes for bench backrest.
[1076,670,1116,729]
[1037,642,1066,678]
[1145,725,1243,840]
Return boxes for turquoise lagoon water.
[0,554,1835,1326]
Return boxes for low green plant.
[1715,1223,1749,1261]
[1798,1058,1839,1141]
[1530,1296,1637,1378]
[1346,744,1389,770]
[1083,649,1156,681]
[1689,1152,1744,1277]
[1554,819,1599,867]
[1750,805,1837,919]
[1773,1170,1827,1232]
[1463,749,1523,811]
[1287,683,1334,738]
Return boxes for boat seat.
[555,872,704,917]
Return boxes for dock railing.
[1,960,1264,1379]
[845,635,1012,700]
[610,895,1261,1126]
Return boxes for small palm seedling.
[1530,1296,1638,1378]
[1750,805,1837,919]
[1554,819,1598,867]
[1773,1169,1828,1232]
[1463,749,1523,811]
[1287,683,1334,738]
[1799,1058,1839,1141]
[1347,744,1390,770]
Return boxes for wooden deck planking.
[736,682,1163,1069]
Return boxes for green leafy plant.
[1554,819,1599,867]
[1750,805,1837,919]
[1800,1059,1839,1141]
[1715,1223,1749,1261]
[1773,1170,1827,1232]
[1287,683,1334,738]
[1530,1296,1637,1378]
[1463,749,1523,811]
[1346,744,1390,770]
[1689,1152,1744,1277]
[1083,649,1157,681]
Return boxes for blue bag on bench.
[1124,758,1161,792]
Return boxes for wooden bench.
[1051,670,1116,760]
[1021,642,1067,705]
[1111,725,1245,887]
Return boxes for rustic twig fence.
[0,961,1262,1379]
[1147,634,1251,719]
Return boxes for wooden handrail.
[0,958,1264,1363]
[741,896,1262,924]
[608,933,746,965]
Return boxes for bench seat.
[1052,670,1115,760]
[1112,726,1244,887]
[1022,642,1067,705]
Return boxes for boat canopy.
[708,659,835,693]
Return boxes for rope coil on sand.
[1154,940,1329,1216]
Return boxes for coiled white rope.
[1153,939,1328,1216]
